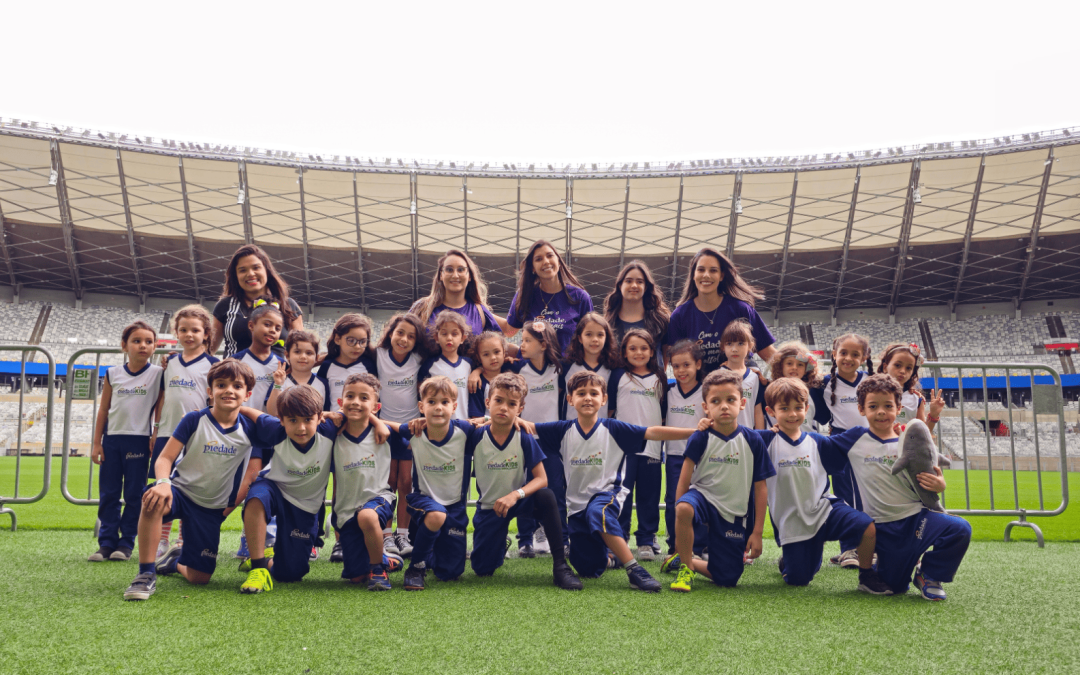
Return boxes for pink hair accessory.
[531,321,546,332]
[908,343,925,366]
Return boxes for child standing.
[718,319,766,430]
[151,306,219,559]
[561,312,619,420]
[267,330,330,417]
[467,331,511,421]
[877,343,945,433]
[230,300,287,413]
[816,375,972,600]
[609,328,666,560]
[417,312,473,421]
[768,341,829,434]
[89,321,164,563]
[317,313,378,407]
[667,369,775,592]
[662,339,707,556]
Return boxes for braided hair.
[829,333,873,406]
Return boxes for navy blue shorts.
[405,493,468,581]
[150,484,227,576]
[567,491,626,579]
[780,501,873,586]
[244,477,319,583]
[390,436,413,462]
[470,502,525,577]
[333,496,394,580]
[676,488,748,587]
[875,509,972,593]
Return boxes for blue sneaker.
[156,544,182,576]
[368,566,391,591]
[660,553,681,574]
[382,553,404,573]
[234,533,250,559]
[913,565,946,601]
[626,563,661,593]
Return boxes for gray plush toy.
[891,419,952,513]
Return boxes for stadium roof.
[1,118,1079,317]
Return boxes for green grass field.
[2,457,1079,674]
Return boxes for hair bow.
[254,298,280,309]
[908,343,925,366]
[531,321,546,332]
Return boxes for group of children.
[86,298,971,602]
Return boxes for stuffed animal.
[891,419,952,513]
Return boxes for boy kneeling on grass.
[124,360,263,601]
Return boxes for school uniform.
[560,361,611,420]
[152,353,219,479]
[331,424,399,580]
[231,349,286,412]
[608,369,665,549]
[533,418,649,578]
[397,420,473,581]
[469,426,546,576]
[376,347,423,424]
[755,430,874,586]
[158,409,264,576]
[510,359,566,546]
[664,382,706,553]
[817,428,972,594]
[896,391,924,426]
[722,365,765,430]
[279,373,331,412]
[676,426,775,587]
[418,354,473,421]
[821,372,869,552]
[98,362,164,550]
[244,417,337,582]
[466,363,514,419]
[316,354,378,411]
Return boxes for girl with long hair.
[603,260,670,365]
[410,249,504,337]
[504,239,593,356]
[211,244,303,358]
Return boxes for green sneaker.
[671,565,695,592]
[238,548,273,573]
[240,567,274,594]
[660,553,681,574]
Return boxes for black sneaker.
[109,547,133,561]
[88,546,115,562]
[518,544,535,559]
[626,564,661,593]
[857,568,894,595]
[553,562,583,591]
[403,566,427,591]
[156,543,182,575]
[123,572,157,601]
[330,540,344,563]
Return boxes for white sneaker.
[650,538,662,556]
[383,535,399,556]
[838,549,861,569]
[155,538,171,562]
[637,545,656,562]
[534,526,551,555]
[395,532,414,557]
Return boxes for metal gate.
[0,345,56,531]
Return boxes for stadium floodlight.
[734,196,743,215]
[912,184,922,204]
[592,164,598,170]
[548,164,554,171]
[49,168,57,186]
[437,161,444,168]
[237,186,246,205]
[503,164,509,170]
[483,163,489,169]
[511,164,516,170]
[528,164,534,171]
[450,162,456,168]
[1066,129,1072,137]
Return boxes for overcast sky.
[4,1,1078,164]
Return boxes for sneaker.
[383,553,404,573]
[626,564,661,593]
[829,553,842,566]
[671,565,695,592]
[743,550,755,565]
[88,546,115,562]
[404,566,427,591]
[238,548,274,573]
[234,533,250,559]
[505,537,513,559]
[109,547,133,561]
[395,532,414,557]
[857,568,894,596]
[155,544,182,575]
[650,538,663,556]
[123,572,157,601]
[383,535,400,556]
[777,556,785,574]
[564,544,571,559]
[553,562,583,591]
[330,540,344,563]
[660,553,681,574]
[913,566,947,601]
[637,545,656,562]
[368,566,391,591]
[518,544,535,559]
[838,549,861,569]
[534,527,551,555]
[155,538,171,562]
[606,554,623,570]
[309,546,319,561]
[240,567,273,594]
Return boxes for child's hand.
[697,418,713,432]
[769,423,781,433]
[221,506,235,518]
[371,414,390,445]
[321,411,345,428]
[513,418,537,436]
[407,417,428,436]
[917,466,947,493]
[894,423,905,436]
[467,368,482,393]
[493,491,521,518]
[928,389,946,418]
[91,443,104,465]
[272,360,287,386]
[745,532,763,560]
[142,483,173,512]
[469,416,489,427]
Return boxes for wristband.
[273,384,283,390]
[153,477,171,487]
[927,415,940,423]
[516,488,526,500]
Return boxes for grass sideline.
[1,457,1076,542]
[0,531,1077,674]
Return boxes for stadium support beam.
[0,199,20,289]
[833,166,862,314]
[50,140,83,299]
[238,161,253,245]
[351,172,368,313]
[618,178,630,269]
[952,154,986,307]
[668,176,684,300]
[462,176,469,254]
[177,157,201,301]
[296,168,314,310]
[1018,146,1055,304]
[774,171,799,320]
[115,149,144,299]
[410,172,419,302]
[725,172,742,259]
[888,160,921,315]
[514,178,522,272]
[565,177,574,259]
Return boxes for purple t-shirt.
[507,285,594,356]
[665,295,775,375]
[410,300,500,339]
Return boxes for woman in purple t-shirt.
[665,247,776,374]
[409,249,505,339]
[504,239,593,356]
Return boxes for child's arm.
[370,412,390,445]
[921,389,945,434]
[916,466,947,493]
[746,480,767,560]
[753,403,764,431]
[643,425,698,442]
[141,437,185,513]
[151,380,165,452]
[493,458,548,518]
[265,360,288,417]
[674,456,696,501]
[467,364,483,393]
[226,456,264,516]
[237,406,268,423]
[90,377,112,465]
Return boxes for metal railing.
[0,345,56,531]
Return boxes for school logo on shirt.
[669,405,697,416]
[387,376,415,388]
[778,455,812,469]
[344,454,377,471]
[629,388,657,399]
[570,452,603,467]
[742,388,752,401]
[286,465,321,477]
[840,395,858,404]
[255,373,273,384]
[422,460,457,474]
[454,377,468,390]
[168,376,198,390]
[116,386,148,396]
[863,453,897,468]
[203,443,238,456]
[532,382,555,394]
[486,455,520,471]
[707,451,739,465]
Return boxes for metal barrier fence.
[0,345,56,531]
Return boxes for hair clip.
[254,298,280,309]
[795,353,810,364]
[531,321,546,332]
[908,343,924,366]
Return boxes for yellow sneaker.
[671,564,695,593]
[238,548,273,573]
[240,567,273,594]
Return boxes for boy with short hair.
[747,377,890,593]
[123,360,263,601]
[814,374,971,600]
[529,370,704,592]
[668,369,775,592]
[469,373,582,590]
